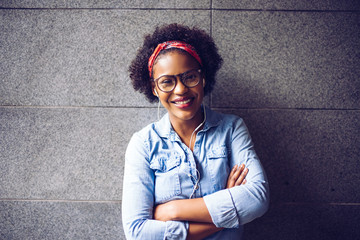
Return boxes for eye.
[183,71,199,83]
[186,74,195,79]
[158,77,175,87]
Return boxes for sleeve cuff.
[164,221,188,239]
[203,189,240,228]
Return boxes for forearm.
[154,165,249,224]
[155,198,213,223]
[187,222,223,240]
[175,198,213,222]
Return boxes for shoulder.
[207,108,245,130]
[125,122,159,163]
[129,121,159,145]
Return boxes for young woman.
[122,23,269,240]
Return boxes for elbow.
[259,181,270,216]
[253,181,270,219]
[123,219,147,240]
[256,191,269,219]
[240,182,270,225]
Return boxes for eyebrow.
[155,68,198,79]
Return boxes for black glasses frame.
[152,69,202,93]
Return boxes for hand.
[226,164,248,189]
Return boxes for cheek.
[158,93,171,103]
[195,86,205,98]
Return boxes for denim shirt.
[122,107,269,239]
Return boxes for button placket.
[189,133,203,198]
[185,148,197,182]
[175,131,202,198]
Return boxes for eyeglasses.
[152,69,202,93]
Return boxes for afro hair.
[129,23,223,103]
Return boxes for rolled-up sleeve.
[122,133,188,239]
[203,118,269,228]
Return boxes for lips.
[174,99,191,105]
[171,97,194,108]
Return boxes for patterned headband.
[148,40,202,78]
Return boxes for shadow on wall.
[219,78,360,239]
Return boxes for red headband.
[148,41,202,78]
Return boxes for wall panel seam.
[0,199,121,203]
[1,8,359,12]
[0,106,359,111]
[0,7,212,11]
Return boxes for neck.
[169,106,205,149]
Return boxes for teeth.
[175,99,191,104]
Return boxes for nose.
[173,77,188,95]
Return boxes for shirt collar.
[155,106,222,140]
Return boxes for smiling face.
[152,50,205,126]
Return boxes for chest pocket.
[150,153,181,203]
[207,145,229,191]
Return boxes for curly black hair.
[129,23,223,103]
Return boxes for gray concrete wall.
[1,1,359,239]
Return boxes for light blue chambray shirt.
[122,107,269,239]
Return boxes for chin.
[171,105,202,121]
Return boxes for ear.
[202,78,206,87]
[152,87,159,97]
[151,82,158,97]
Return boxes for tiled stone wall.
[1,1,359,239]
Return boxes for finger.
[235,167,248,186]
[229,164,244,187]
[242,179,247,185]
[230,164,238,176]
[232,164,244,180]
[237,163,245,172]
[227,164,242,188]
[226,165,238,188]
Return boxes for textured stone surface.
[244,203,360,240]
[213,0,360,10]
[1,1,360,240]
[0,0,210,8]
[211,11,360,109]
[0,200,124,240]
[219,109,360,203]
[0,107,158,200]
[0,9,210,107]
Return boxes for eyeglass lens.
[156,69,201,92]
